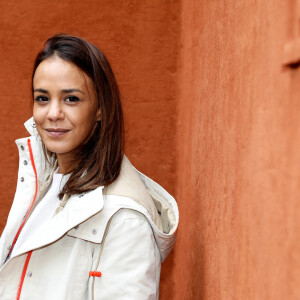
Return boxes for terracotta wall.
[175,1,300,299]
[0,1,299,299]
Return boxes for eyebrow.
[33,88,85,94]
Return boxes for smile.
[45,128,70,137]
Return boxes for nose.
[47,100,64,121]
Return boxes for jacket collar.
[24,117,38,137]
[8,186,104,260]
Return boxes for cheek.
[33,106,42,126]
[33,103,45,120]
[33,106,46,135]
[71,109,96,131]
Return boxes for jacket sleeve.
[92,209,161,300]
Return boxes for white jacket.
[0,118,179,300]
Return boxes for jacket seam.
[108,210,150,227]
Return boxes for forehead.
[33,56,92,90]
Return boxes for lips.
[45,128,70,137]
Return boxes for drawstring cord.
[91,216,114,300]
[54,193,70,215]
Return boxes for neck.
[56,153,76,174]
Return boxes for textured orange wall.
[175,1,300,299]
[1,1,300,299]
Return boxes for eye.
[65,96,80,103]
[34,95,49,103]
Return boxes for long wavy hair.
[32,33,124,199]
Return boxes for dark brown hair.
[32,33,124,198]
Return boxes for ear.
[96,108,101,122]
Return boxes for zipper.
[16,251,32,300]
[13,139,38,300]
[7,139,38,259]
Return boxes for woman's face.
[33,56,100,167]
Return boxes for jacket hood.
[24,117,179,261]
[105,156,179,261]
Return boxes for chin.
[43,144,72,155]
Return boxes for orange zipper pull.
[89,271,102,277]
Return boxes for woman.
[0,34,178,299]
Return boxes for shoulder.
[103,196,153,231]
[105,155,163,230]
[67,194,152,244]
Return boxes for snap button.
[20,177,24,182]
[32,123,36,128]
[74,225,79,230]
[20,145,24,151]
[79,194,84,198]
[26,271,32,277]
[23,160,28,165]
[92,229,97,235]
